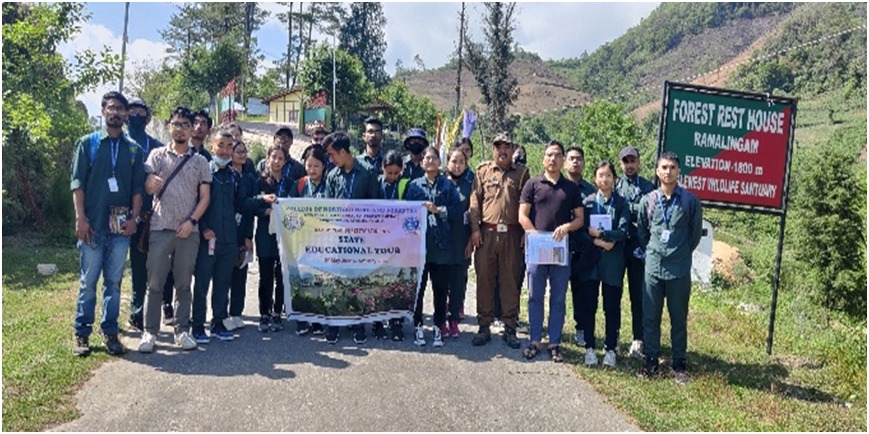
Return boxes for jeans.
[580,280,623,351]
[527,261,571,345]
[258,257,284,316]
[643,274,691,360]
[75,232,130,338]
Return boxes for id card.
[660,229,671,243]
[108,177,119,192]
[108,206,130,234]
[463,211,469,225]
[428,214,438,227]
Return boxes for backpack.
[645,189,694,227]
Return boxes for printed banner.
[659,82,797,212]
[273,198,427,326]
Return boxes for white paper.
[524,231,568,266]
[590,214,612,232]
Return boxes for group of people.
[72,90,701,383]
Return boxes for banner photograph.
[272,199,427,326]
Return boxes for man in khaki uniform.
[468,133,530,348]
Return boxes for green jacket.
[575,191,630,287]
[637,186,703,280]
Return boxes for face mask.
[127,114,148,130]
[408,144,426,155]
[213,156,232,168]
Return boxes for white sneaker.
[584,348,599,366]
[138,332,155,353]
[233,316,246,329]
[603,350,617,368]
[432,327,444,348]
[223,317,239,332]
[175,332,197,350]
[413,326,426,347]
[574,330,586,347]
[629,340,644,359]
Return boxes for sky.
[60,1,660,117]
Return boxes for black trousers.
[230,264,248,317]
[624,240,645,341]
[414,263,449,327]
[580,280,623,351]
[258,257,284,316]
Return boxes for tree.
[247,66,284,100]
[339,2,389,88]
[179,38,246,112]
[463,2,519,135]
[297,43,373,128]
[2,2,120,228]
[378,81,438,133]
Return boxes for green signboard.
[658,82,797,213]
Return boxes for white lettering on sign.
[746,109,786,135]
[693,132,759,154]
[671,98,716,126]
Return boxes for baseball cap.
[619,146,640,160]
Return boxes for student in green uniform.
[376,150,410,341]
[290,146,328,337]
[226,140,256,332]
[71,91,145,357]
[404,146,463,348]
[614,146,655,359]
[445,146,474,338]
[637,152,702,384]
[323,132,383,345]
[191,130,247,344]
[576,161,630,368]
[564,146,597,347]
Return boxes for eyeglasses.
[170,122,192,129]
[422,155,439,162]
[104,107,126,114]
[234,149,248,155]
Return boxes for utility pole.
[286,2,293,89]
[454,2,465,117]
[119,2,130,93]
[332,33,337,130]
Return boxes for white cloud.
[59,22,171,117]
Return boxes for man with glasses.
[138,106,212,353]
[356,117,385,175]
[71,91,145,357]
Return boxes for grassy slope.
[1,236,133,431]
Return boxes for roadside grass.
[2,235,132,431]
[513,267,866,431]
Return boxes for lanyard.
[425,176,440,201]
[595,192,612,215]
[274,175,287,197]
[342,172,356,199]
[109,138,120,176]
[308,179,324,197]
[382,182,398,199]
[143,137,150,155]
[657,191,676,229]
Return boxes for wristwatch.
[187,217,198,225]
[134,216,141,224]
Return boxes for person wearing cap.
[636,152,702,384]
[71,91,146,357]
[564,146,597,347]
[356,117,385,175]
[614,145,655,359]
[467,132,530,349]
[125,97,165,332]
[402,128,428,181]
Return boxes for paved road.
[53,261,638,432]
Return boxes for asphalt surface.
[53,260,638,432]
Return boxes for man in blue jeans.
[70,91,145,356]
[517,140,583,362]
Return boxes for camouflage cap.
[492,132,513,145]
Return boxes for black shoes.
[372,322,388,340]
[73,335,91,357]
[104,334,125,355]
[502,327,520,349]
[472,326,492,346]
[326,326,339,344]
[638,356,660,378]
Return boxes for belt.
[481,222,521,233]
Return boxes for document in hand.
[525,231,568,266]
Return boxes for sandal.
[550,345,564,363]
[523,343,541,360]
